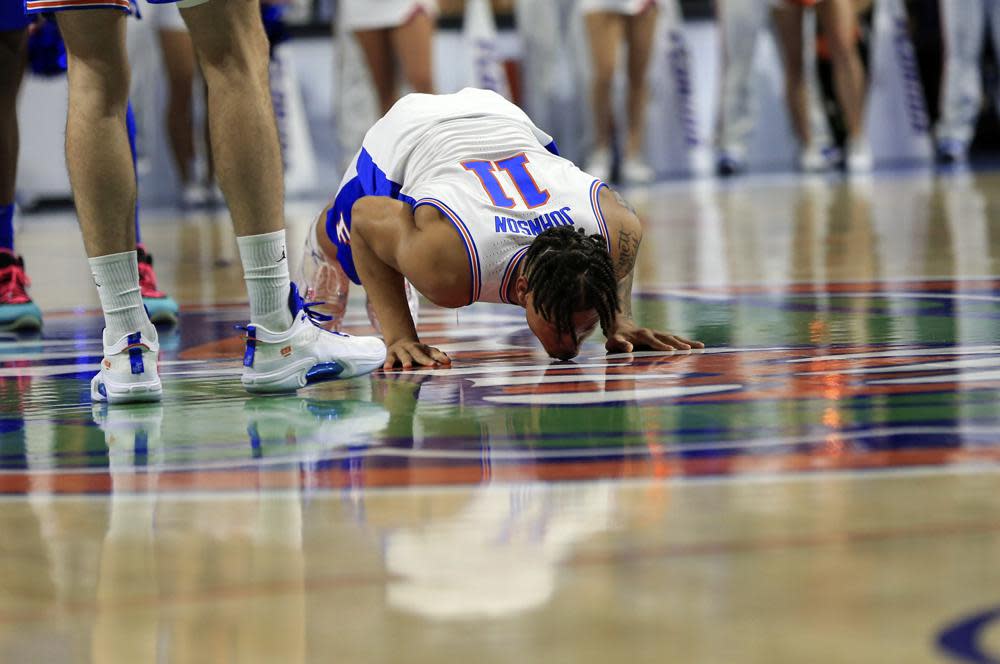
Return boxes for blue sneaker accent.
[127,332,145,375]
[288,281,334,326]
[304,362,345,385]
[98,382,107,398]
[242,324,257,368]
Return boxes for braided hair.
[523,226,619,338]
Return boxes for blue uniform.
[1,1,31,31]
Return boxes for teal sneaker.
[0,249,42,332]
[137,244,179,326]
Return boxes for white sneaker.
[799,143,831,173]
[298,216,349,329]
[846,140,873,173]
[366,279,420,335]
[91,328,162,404]
[584,147,612,182]
[181,183,208,210]
[621,156,655,185]
[241,283,387,394]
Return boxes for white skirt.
[339,0,438,31]
[578,0,658,16]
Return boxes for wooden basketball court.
[1,170,998,663]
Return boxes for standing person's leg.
[936,0,985,162]
[0,25,41,331]
[157,20,199,199]
[583,11,625,181]
[355,29,398,115]
[621,4,657,184]
[715,0,768,174]
[56,9,161,402]
[772,4,811,148]
[816,0,870,170]
[180,0,385,391]
[390,9,435,96]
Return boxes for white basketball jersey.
[360,88,611,305]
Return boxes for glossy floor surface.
[2,170,1000,663]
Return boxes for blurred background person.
[0,10,40,330]
[580,0,658,185]
[140,2,214,208]
[339,0,437,115]
[772,0,872,172]
[715,0,836,175]
[935,0,1000,165]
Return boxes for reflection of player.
[300,89,702,369]
[339,0,436,115]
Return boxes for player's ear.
[513,275,529,306]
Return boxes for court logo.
[938,606,1000,664]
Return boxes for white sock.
[89,250,154,344]
[237,229,293,331]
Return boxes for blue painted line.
[937,606,1000,664]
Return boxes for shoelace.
[234,301,343,336]
[0,264,31,304]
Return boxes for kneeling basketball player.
[300,88,702,369]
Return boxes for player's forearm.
[616,270,635,322]
[351,221,419,346]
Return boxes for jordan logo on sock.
[276,249,286,263]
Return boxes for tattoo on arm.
[615,228,639,320]
[611,188,637,216]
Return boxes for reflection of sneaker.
[91,327,162,404]
[366,279,419,335]
[0,249,42,332]
[92,401,164,464]
[621,156,654,185]
[241,283,386,394]
[137,245,179,326]
[244,397,389,456]
[584,147,612,182]
[298,216,349,329]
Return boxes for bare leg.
[0,29,28,206]
[181,0,283,236]
[158,28,196,184]
[624,6,657,159]
[390,9,435,95]
[817,0,867,141]
[772,5,811,146]
[585,12,625,151]
[354,28,397,115]
[56,11,136,256]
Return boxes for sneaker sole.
[92,378,163,405]
[242,357,383,394]
[0,315,42,332]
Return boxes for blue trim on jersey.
[2,2,32,28]
[324,148,416,286]
[415,197,481,305]
[544,140,559,156]
[589,179,611,253]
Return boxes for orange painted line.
[2,447,998,495]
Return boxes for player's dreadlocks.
[523,226,619,338]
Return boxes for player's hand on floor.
[383,339,452,370]
[605,321,704,354]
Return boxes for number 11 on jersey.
[462,153,550,209]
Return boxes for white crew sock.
[89,250,154,345]
[237,229,293,331]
